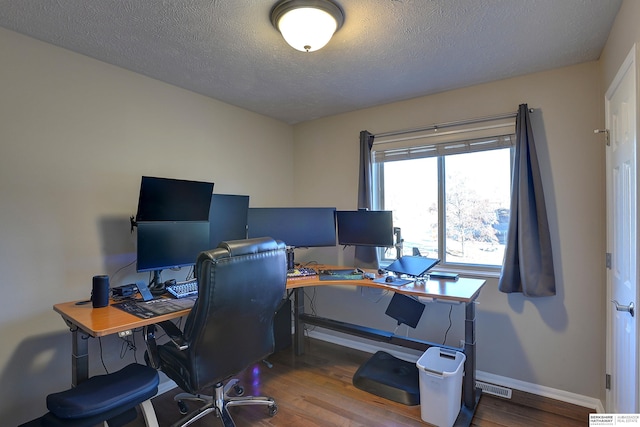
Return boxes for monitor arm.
[394,227,403,259]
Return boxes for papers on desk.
[112,295,197,319]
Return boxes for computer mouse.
[385,276,395,283]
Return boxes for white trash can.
[416,347,466,427]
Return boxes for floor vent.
[476,381,512,399]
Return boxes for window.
[372,122,515,271]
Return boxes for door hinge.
[606,373,611,390]
[606,253,612,269]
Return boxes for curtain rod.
[373,108,534,139]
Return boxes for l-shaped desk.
[53,266,485,426]
[287,266,484,426]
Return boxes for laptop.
[385,256,440,277]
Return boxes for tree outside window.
[377,145,512,269]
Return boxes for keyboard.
[166,279,198,299]
[287,267,318,278]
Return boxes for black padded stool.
[19,363,159,427]
[353,351,420,405]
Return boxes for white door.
[606,44,638,413]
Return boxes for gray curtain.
[499,104,556,297]
[357,130,375,209]
[354,130,379,269]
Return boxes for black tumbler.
[286,247,295,270]
[92,275,110,308]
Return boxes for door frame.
[605,43,639,413]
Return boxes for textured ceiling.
[0,0,622,124]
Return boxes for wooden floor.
[130,338,593,426]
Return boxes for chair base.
[170,379,277,427]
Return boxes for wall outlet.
[118,329,132,338]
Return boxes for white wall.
[601,0,640,88]
[291,61,607,403]
[0,27,294,426]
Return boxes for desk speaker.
[92,275,110,308]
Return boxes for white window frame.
[371,120,516,274]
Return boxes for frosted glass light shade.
[271,0,344,53]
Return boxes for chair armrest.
[143,321,188,369]
[155,320,188,351]
[144,324,161,369]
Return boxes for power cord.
[119,334,138,361]
[98,337,109,374]
[359,285,388,303]
[442,304,453,345]
[303,287,318,337]
[108,259,136,285]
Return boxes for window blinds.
[372,121,516,163]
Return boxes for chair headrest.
[218,237,284,257]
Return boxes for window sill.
[432,266,501,280]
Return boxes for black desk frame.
[292,287,481,427]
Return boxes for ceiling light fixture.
[270,0,344,53]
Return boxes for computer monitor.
[136,221,210,273]
[247,207,337,248]
[336,210,394,247]
[135,176,214,222]
[209,194,249,247]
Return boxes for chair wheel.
[268,404,278,417]
[234,385,244,396]
[177,400,188,415]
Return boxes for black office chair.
[145,237,287,427]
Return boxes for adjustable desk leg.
[293,288,305,355]
[453,301,481,426]
[463,301,479,409]
[463,302,476,408]
[71,328,89,387]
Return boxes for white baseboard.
[475,370,605,413]
[307,329,605,413]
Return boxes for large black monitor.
[135,176,214,222]
[247,207,337,248]
[336,210,394,247]
[136,221,210,273]
[209,194,249,247]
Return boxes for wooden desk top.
[53,300,191,338]
[55,265,484,337]
[286,265,485,303]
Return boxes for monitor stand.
[354,245,379,270]
[149,270,165,295]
